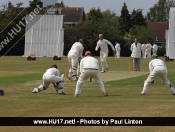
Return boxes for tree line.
[0,0,174,56]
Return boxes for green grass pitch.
[0,56,175,132]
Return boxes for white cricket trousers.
[152,50,157,55]
[145,49,151,58]
[68,54,79,76]
[75,69,106,94]
[142,66,175,93]
[142,49,145,58]
[38,75,64,93]
[116,50,120,58]
[100,52,108,71]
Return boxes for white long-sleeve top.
[43,67,60,77]
[130,43,142,58]
[115,43,121,51]
[152,44,158,51]
[95,39,115,53]
[149,59,167,73]
[80,56,99,72]
[142,44,146,50]
[146,43,152,51]
[68,42,84,58]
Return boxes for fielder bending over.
[32,64,65,94]
[95,34,116,73]
[141,54,175,95]
[67,39,84,81]
[74,51,108,97]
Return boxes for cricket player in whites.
[95,34,116,73]
[32,64,65,94]
[74,51,108,97]
[142,42,146,58]
[67,39,84,81]
[115,42,121,59]
[152,43,158,55]
[144,42,152,58]
[141,54,175,95]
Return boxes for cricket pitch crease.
[100,71,148,81]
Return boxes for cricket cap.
[79,39,84,44]
[151,54,158,59]
[85,51,91,56]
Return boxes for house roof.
[20,7,86,24]
[146,22,169,42]
[61,7,85,23]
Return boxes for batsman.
[67,39,84,81]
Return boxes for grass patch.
[0,56,175,132]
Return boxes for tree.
[118,2,132,34]
[131,9,146,27]
[146,0,175,22]
[86,8,104,21]
[122,26,156,56]
[29,0,43,9]
[63,9,121,56]
[0,2,26,55]
[46,0,65,8]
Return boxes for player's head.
[51,64,57,69]
[151,54,158,59]
[85,51,92,56]
[79,39,84,44]
[99,34,103,40]
[134,38,138,43]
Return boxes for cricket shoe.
[74,93,79,97]
[171,89,175,95]
[103,92,108,96]
[101,70,106,73]
[32,88,39,93]
[140,91,145,95]
[58,92,66,95]
[105,67,109,72]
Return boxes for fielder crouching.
[74,51,108,97]
[141,54,175,95]
[32,64,66,94]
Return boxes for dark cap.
[115,42,117,44]
[151,54,158,59]
[79,39,84,44]
[50,64,57,69]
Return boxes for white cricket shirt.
[80,56,99,72]
[68,42,84,58]
[149,59,167,73]
[95,39,115,53]
[130,43,142,58]
[43,67,60,77]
